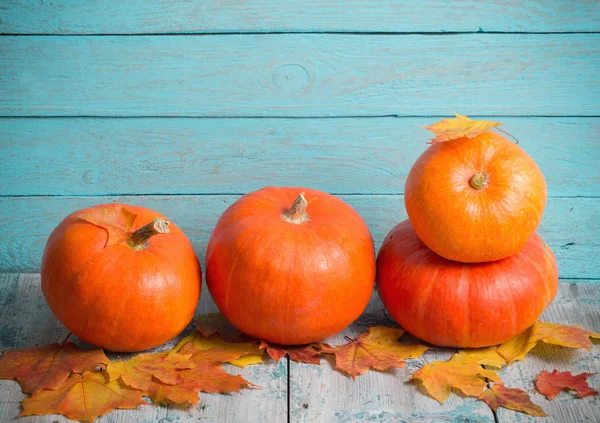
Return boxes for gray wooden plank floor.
[1,274,598,422]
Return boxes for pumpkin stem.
[282,192,309,224]
[469,171,489,190]
[127,218,170,250]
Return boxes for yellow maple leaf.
[410,353,501,403]
[459,346,507,369]
[424,113,501,143]
[174,332,264,368]
[497,321,600,364]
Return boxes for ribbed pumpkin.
[206,187,376,345]
[41,203,201,352]
[405,130,547,263]
[376,220,558,348]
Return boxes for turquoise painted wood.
[2,1,599,34]
[0,195,597,278]
[1,117,597,197]
[1,35,599,117]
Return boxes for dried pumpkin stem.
[282,192,309,224]
[469,172,490,190]
[127,218,170,249]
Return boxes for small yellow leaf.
[174,332,264,368]
[410,352,501,403]
[460,347,506,369]
[497,321,600,364]
[424,113,501,143]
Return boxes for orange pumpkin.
[41,203,201,352]
[405,131,547,262]
[206,187,376,345]
[376,220,558,348]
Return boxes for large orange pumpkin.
[206,187,376,345]
[41,203,201,352]
[405,131,547,262]
[376,220,558,348]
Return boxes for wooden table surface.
[1,1,599,422]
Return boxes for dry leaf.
[320,326,428,379]
[175,332,263,368]
[536,370,598,400]
[196,313,253,343]
[20,371,147,422]
[410,353,501,403]
[77,203,137,247]
[258,341,323,365]
[479,383,547,417]
[0,342,108,394]
[147,343,257,406]
[497,321,600,364]
[107,351,195,390]
[460,347,506,369]
[424,113,501,143]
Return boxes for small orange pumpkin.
[376,220,558,348]
[206,187,376,345]
[405,130,547,262]
[41,203,201,352]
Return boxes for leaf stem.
[60,332,72,346]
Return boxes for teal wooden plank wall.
[0,1,598,282]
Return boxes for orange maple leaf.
[20,370,147,422]
[77,203,137,247]
[536,370,598,400]
[107,351,195,391]
[410,353,501,403]
[320,326,428,379]
[258,341,323,364]
[423,113,501,143]
[196,313,253,343]
[146,343,257,406]
[497,321,600,364]
[479,383,547,417]
[0,342,108,394]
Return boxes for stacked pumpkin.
[376,115,558,348]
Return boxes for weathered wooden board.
[1,35,598,117]
[1,1,599,34]
[1,117,598,197]
[0,273,288,423]
[0,195,597,278]
[289,291,496,423]
[495,282,600,422]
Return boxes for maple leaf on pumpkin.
[0,342,108,394]
[319,326,428,379]
[497,321,600,364]
[174,331,264,368]
[146,343,258,406]
[107,351,195,391]
[410,352,501,403]
[423,113,501,144]
[196,313,254,343]
[258,341,323,365]
[536,369,598,400]
[77,203,137,247]
[20,370,147,422]
[459,346,506,369]
[479,383,547,417]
